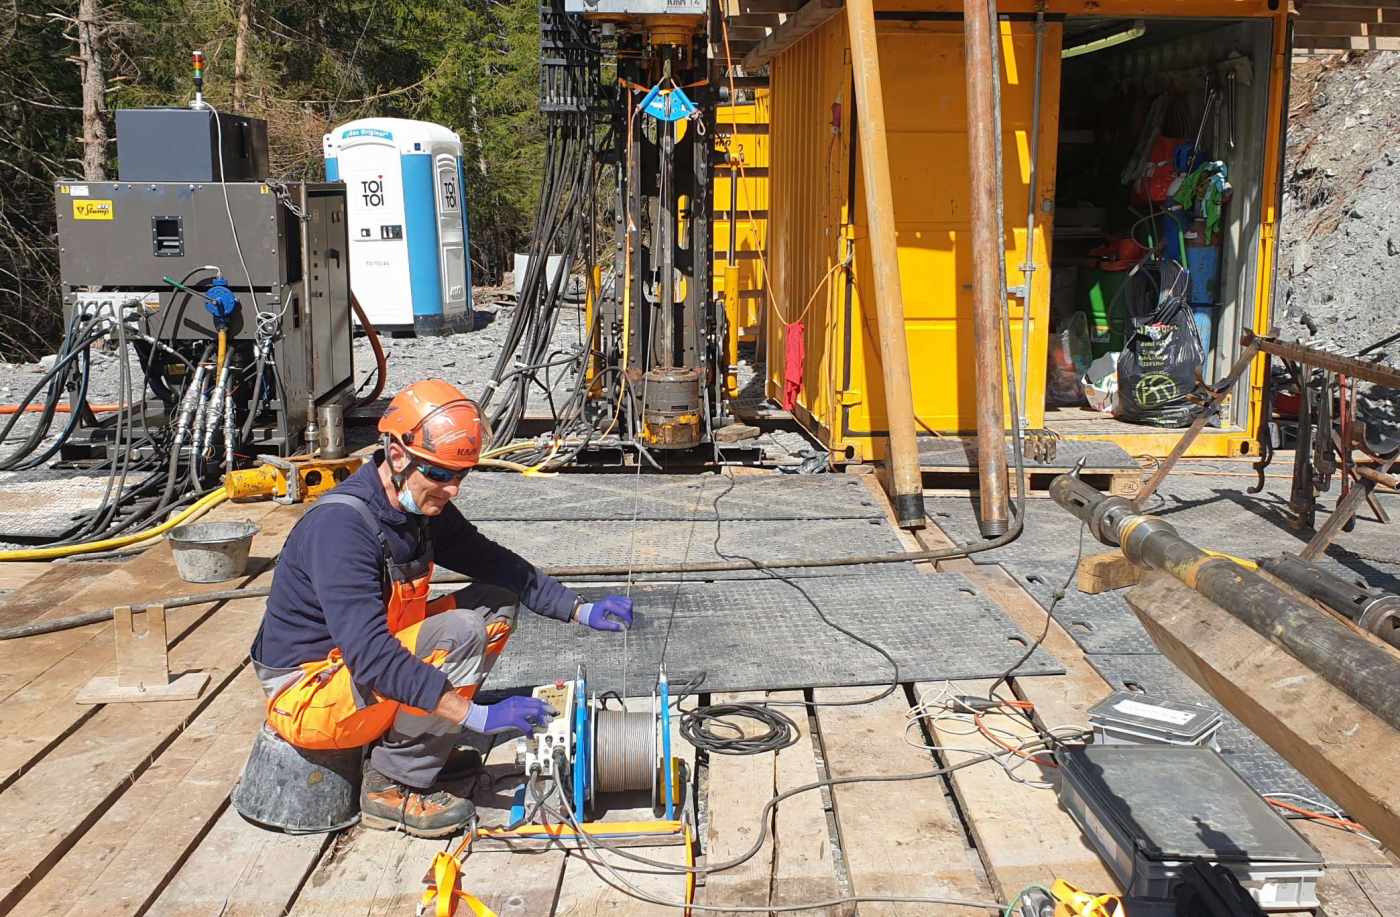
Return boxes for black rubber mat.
[459,473,884,522]
[1084,653,1331,804]
[477,516,909,581]
[483,569,1064,697]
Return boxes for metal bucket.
[168,520,259,583]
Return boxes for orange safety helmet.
[378,380,486,472]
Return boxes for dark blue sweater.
[251,455,579,710]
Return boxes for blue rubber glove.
[577,595,634,632]
[463,696,557,736]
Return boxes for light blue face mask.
[397,485,424,516]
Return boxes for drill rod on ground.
[1258,554,1400,650]
[1048,473,1400,733]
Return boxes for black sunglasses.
[415,462,469,484]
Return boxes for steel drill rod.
[1259,553,1400,650]
[1241,329,1400,389]
[964,0,1011,537]
[1049,473,1400,733]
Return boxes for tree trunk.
[233,0,252,110]
[76,0,107,181]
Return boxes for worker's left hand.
[577,595,633,632]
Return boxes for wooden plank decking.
[0,479,1392,915]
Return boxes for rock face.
[1278,52,1400,366]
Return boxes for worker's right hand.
[462,695,558,736]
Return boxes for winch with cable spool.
[512,666,686,825]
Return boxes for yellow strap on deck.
[418,851,496,917]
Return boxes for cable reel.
[518,666,684,822]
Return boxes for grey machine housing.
[54,179,354,454]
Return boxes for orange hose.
[0,403,120,415]
[350,292,388,408]
[1267,798,1369,834]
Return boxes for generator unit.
[323,118,473,336]
[54,107,354,460]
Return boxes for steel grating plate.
[476,516,910,581]
[918,437,1139,471]
[459,473,884,522]
[482,569,1064,697]
[1005,566,1161,655]
[1084,653,1331,804]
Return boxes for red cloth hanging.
[783,321,804,411]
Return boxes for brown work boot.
[360,765,475,838]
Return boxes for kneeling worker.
[250,380,633,837]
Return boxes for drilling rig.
[482,0,728,460]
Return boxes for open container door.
[1044,12,1289,457]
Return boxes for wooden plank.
[11,667,269,916]
[1127,574,1400,852]
[1076,549,1143,595]
[1295,34,1400,49]
[0,498,279,705]
[813,686,993,915]
[146,805,331,916]
[288,736,567,915]
[0,562,63,597]
[0,562,114,628]
[914,679,1119,900]
[1353,867,1400,912]
[1318,867,1388,917]
[0,511,297,913]
[0,501,289,789]
[704,691,841,915]
[550,693,695,916]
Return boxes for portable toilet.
[324,118,472,336]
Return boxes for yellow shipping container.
[761,1,1290,460]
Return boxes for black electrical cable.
[677,702,800,755]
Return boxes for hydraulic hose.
[0,487,228,564]
[0,403,120,415]
[350,292,388,408]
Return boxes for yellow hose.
[0,488,230,562]
[215,328,228,378]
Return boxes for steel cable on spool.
[592,708,656,794]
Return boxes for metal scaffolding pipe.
[1049,473,1400,733]
[964,0,1010,536]
[845,0,925,529]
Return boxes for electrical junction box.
[323,118,472,336]
[1056,746,1323,914]
[115,108,269,183]
[1087,691,1223,750]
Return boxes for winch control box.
[517,680,576,777]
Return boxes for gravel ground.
[1278,52,1400,364]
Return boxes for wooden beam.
[731,12,784,26]
[742,0,844,70]
[1126,574,1400,852]
[1076,549,1144,595]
